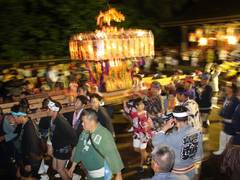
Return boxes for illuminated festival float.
[69,8,154,92]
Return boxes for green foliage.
[0,0,189,60]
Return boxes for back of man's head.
[151,145,175,172]
[172,105,189,122]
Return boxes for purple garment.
[72,109,83,130]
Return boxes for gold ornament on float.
[69,8,154,61]
[68,7,155,92]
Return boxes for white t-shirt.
[211,70,221,92]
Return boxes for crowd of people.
[0,89,122,180]
[0,65,239,180]
[0,62,88,102]
[122,71,240,180]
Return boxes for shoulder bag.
[88,133,112,180]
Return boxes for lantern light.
[137,30,145,37]
[198,37,208,46]
[196,29,203,37]
[69,7,154,92]
[227,36,238,45]
[189,33,196,42]
[69,8,154,61]
[226,27,235,35]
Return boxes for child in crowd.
[124,97,153,172]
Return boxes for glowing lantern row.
[189,27,239,46]
[196,36,238,46]
[69,29,154,60]
[69,7,154,60]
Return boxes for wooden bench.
[0,74,202,117]
[0,92,68,113]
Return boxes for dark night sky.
[1,0,240,60]
[165,0,240,21]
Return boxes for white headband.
[173,112,188,118]
[48,100,60,112]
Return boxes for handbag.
[88,133,112,180]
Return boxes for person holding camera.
[152,106,203,179]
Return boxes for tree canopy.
[0,0,190,60]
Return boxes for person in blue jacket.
[213,84,239,155]
[152,106,203,179]
[195,74,213,141]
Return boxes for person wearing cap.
[0,105,23,178]
[13,105,44,179]
[183,78,196,100]
[137,81,164,123]
[150,145,189,180]
[195,73,213,141]
[152,106,203,179]
[68,108,124,180]
[1,105,23,152]
[213,84,239,155]
[0,106,20,143]
[47,100,77,180]
[176,87,201,131]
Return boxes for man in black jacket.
[90,93,115,137]
[47,100,77,180]
[63,95,89,137]
[195,74,213,141]
[15,109,43,179]
[69,95,89,179]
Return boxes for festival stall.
[69,8,154,92]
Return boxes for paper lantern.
[69,29,154,60]
[69,8,154,61]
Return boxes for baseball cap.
[201,73,210,80]
[151,81,161,89]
